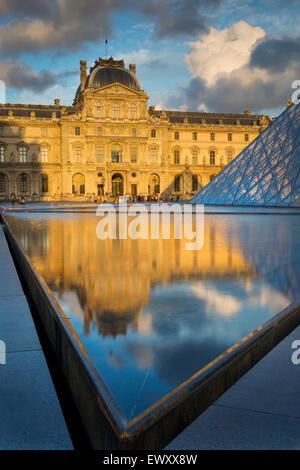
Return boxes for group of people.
[10,195,26,205]
[93,194,181,203]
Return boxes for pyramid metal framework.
[192,102,300,207]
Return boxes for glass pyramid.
[192,102,300,207]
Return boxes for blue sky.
[0,0,300,117]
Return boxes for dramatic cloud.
[0,0,222,55]
[165,21,300,113]
[137,0,222,38]
[250,36,300,73]
[0,60,76,92]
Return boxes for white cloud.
[185,20,265,86]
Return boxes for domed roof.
[88,66,140,91]
[74,57,141,103]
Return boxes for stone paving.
[167,324,300,450]
[0,224,72,449]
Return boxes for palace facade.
[0,57,271,201]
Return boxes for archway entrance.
[72,173,85,195]
[112,173,123,197]
[148,173,160,195]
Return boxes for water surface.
[6,211,300,420]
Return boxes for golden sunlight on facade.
[0,57,271,201]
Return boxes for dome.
[88,66,140,91]
[74,57,141,103]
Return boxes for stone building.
[0,56,271,201]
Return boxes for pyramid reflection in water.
[192,102,300,207]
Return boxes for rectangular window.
[41,127,47,137]
[192,175,198,191]
[131,184,137,197]
[0,174,5,192]
[210,132,215,141]
[96,147,104,163]
[174,175,181,192]
[193,132,197,141]
[228,133,232,141]
[0,147,4,162]
[131,148,137,163]
[74,146,81,162]
[130,104,137,119]
[19,147,27,162]
[174,149,180,164]
[210,150,215,165]
[0,127,3,136]
[245,133,249,142]
[227,150,233,163]
[174,131,179,140]
[150,148,157,164]
[42,175,49,193]
[151,129,156,138]
[41,147,48,163]
[96,105,103,118]
[98,127,102,136]
[20,127,25,137]
[112,103,120,118]
[192,150,198,165]
[75,127,80,136]
[111,151,122,163]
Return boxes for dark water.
[6,211,300,421]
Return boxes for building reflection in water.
[6,212,300,419]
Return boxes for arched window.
[111,144,122,163]
[112,103,120,118]
[130,104,137,119]
[210,174,216,181]
[149,174,160,194]
[112,173,123,197]
[41,174,49,193]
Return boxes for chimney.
[129,64,136,75]
[80,60,87,91]
[54,99,60,106]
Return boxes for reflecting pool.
[5,211,300,421]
